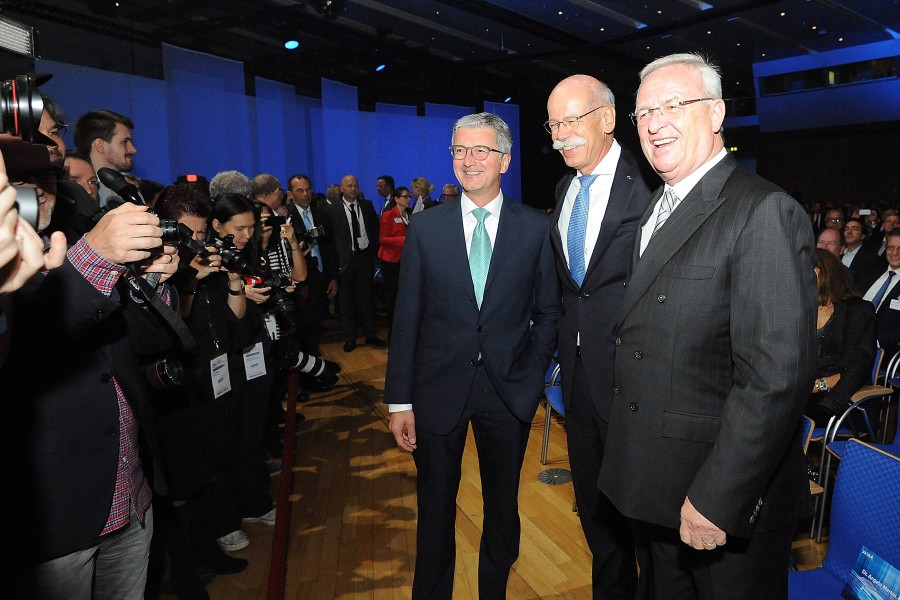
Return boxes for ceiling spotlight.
[504,97,512,103]
[375,64,386,72]
[284,39,299,50]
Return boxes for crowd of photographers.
[0,77,341,599]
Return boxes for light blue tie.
[301,209,322,271]
[871,271,895,310]
[470,208,492,309]
[567,174,598,287]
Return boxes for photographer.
[2,195,179,597]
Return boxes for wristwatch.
[816,378,830,392]
[227,280,245,296]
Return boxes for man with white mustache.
[545,74,653,599]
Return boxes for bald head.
[546,74,616,174]
[340,174,359,201]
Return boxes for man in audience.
[860,229,900,353]
[600,53,816,600]
[328,174,385,351]
[73,110,138,207]
[376,175,395,214]
[869,208,899,256]
[253,173,288,216]
[545,72,652,599]
[210,170,254,199]
[817,227,845,258]
[324,184,341,206]
[439,183,461,203]
[842,216,885,291]
[809,201,825,233]
[286,173,337,356]
[386,112,559,599]
[824,208,844,231]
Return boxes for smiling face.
[635,63,725,186]
[451,126,510,205]
[546,77,615,174]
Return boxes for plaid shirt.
[67,238,153,534]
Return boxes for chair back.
[822,439,900,583]
[870,347,884,385]
[800,415,815,455]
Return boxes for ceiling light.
[780,12,786,17]
[284,39,299,50]
[504,97,512,103]
[375,64,385,72]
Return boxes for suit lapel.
[483,200,519,301]
[583,157,640,281]
[621,155,737,323]
[439,201,479,308]
[549,172,574,263]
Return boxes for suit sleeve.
[529,222,561,370]
[383,218,425,406]
[687,193,817,534]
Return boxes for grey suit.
[600,154,816,597]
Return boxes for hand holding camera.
[85,202,163,264]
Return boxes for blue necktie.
[567,174,598,287]
[301,209,322,271]
[871,271,895,310]
[470,208,492,309]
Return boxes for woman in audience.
[807,248,876,424]
[378,186,411,341]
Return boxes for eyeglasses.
[827,217,844,223]
[449,145,505,160]
[629,98,713,126]
[543,105,607,134]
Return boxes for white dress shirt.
[639,147,728,256]
[342,198,370,250]
[557,140,621,269]
[863,267,900,310]
[389,191,504,413]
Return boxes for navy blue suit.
[384,197,560,598]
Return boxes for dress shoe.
[365,337,387,347]
[343,340,357,352]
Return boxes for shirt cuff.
[388,404,413,412]
[68,236,127,296]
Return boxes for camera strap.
[123,266,198,354]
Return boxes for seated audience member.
[842,217,885,292]
[809,201,825,233]
[378,186,411,341]
[806,249,876,425]
[824,208,844,231]
[816,227,844,258]
[868,208,899,256]
[860,229,900,353]
[209,170,253,200]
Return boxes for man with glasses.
[825,208,845,231]
[599,53,816,599]
[385,112,559,599]
[545,73,652,600]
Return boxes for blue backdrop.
[37,43,521,204]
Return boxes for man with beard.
[73,110,138,207]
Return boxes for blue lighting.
[504,97,512,103]
[284,40,299,50]
[375,64,386,72]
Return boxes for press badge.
[890,299,900,311]
[243,342,267,380]
[394,217,403,223]
[211,353,231,398]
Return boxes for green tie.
[470,207,492,308]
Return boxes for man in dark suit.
[545,73,652,599]
[860,229,900,352]
[842,217,885,292]
[385,113,560,599]
[327,173,386,351]
[599,53,816,600]
[286,173,337,356]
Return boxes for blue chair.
[541,362,564,465]
[789,439,900,599]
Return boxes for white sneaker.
[242,508,276,526]
[217,529,250,552]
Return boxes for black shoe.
[365,337,387,347]
[343,340,357,352]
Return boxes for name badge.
[210,353,231,398]
[394,217,403,223]
[890,299,900,311]
[243,342,267,380]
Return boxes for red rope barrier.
[267,368,299,600]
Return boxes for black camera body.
[244,270,302,335]
[301,224,325,246]
[206,235,248,273]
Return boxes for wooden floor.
[155,324,827,599]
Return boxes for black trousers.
[566,353,641,600]
[338,249,377,340]
[411,367,531,600]
[381,260,401,340]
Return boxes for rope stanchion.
[267,367,300,600]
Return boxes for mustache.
[552,135,586,151]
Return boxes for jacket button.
[476,325,484,333]
[615,337,621,347]
[630,402,638,412]
[657,294,666,303]
[634,351,643,359]
[100,373,112,383]
[613,387,619,395]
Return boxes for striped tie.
[652,188,678,237]
[470,208,492,309]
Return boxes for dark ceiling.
[4,0,899,109]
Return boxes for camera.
[243,270,303,335]
[0,74,52,144]
[143,355,185,390]
[12,184,40,230]
[261,214,287,228]
[207,234,248,272]
[302,224,325,245]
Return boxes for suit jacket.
[2,259,170,564]
[550,148,653,418]
[326,198,380,273]
[859,268,900,352]
[846,244,886,293]
[378,205,408,264]
[287,202,337,280]
[598,154,817,538]
[383,198,560,434]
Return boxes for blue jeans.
[33,505,153,600]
